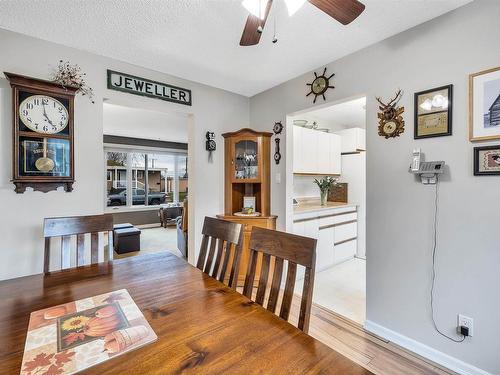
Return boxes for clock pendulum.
[35,138,55,172]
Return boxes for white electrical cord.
[430,177,465,343]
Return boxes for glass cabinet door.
[233,139,259,180]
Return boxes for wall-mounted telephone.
[409,149,445,184]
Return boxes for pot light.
[285,0,306,16]
[242,0,269,20]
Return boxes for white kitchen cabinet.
[317,134,330,173]
[334,128,365,154]
[293,206,358,276]
[293,126,306,173]
[293,126,317,174]
[293,126,341,175]
[328,133,342,175]
[316,226,334,272]
[334,240,357,264]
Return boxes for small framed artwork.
[474,145,500,176]
[469,66,500,141]
[414,85,452,139]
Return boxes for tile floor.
[300,257,366,324]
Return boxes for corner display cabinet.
[217,128,277,286]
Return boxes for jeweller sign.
[107,70,192,106]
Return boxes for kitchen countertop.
[293,199,357,215]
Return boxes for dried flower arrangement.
[51,60,95,103]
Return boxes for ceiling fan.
[240,0,365,46]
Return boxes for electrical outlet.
[458,314,473,337]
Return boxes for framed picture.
[469,66,500,141]
[474,145,500,176]
[414,85,452,139]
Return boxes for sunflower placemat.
[20,289,157,374]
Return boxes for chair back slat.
[204,237,217,274]
[211,239,225,278]
[243,227,317,333]
[91,232,99,263]
[106,231,113,261]
[43,238,50,273]
[255,253,271,305]
[196,217,243,289]
[218,242,232,282]
[61,236,71,269]
[196,235,210,269]
[243,249,259,298]
[267,257,284,313]
[76,234,85,266]
[299,267,315,332]
[43,214,114,273]
[279,261,297,322]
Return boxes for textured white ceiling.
[0,0,471,97]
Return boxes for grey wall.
[250,1,499,373]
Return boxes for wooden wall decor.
[376,89,405,139]
[306,67,335,103]
[5,73,77,193]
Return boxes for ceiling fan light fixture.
[242,0,269,20]
[284,0,306,16]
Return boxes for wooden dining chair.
[196,216,243,289]
[43,214,114,273]
[243,226,317,333]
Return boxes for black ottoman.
[114,227,141,254]
[113,223,134,248]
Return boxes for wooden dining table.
[0,252,372,374]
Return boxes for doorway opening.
[102,101,191,261]
[286,96,367,325]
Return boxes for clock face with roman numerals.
[19,95,69,134]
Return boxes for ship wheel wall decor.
[306,67,335,103]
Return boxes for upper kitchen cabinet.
[334,128,366,154]
[293,126,341,175]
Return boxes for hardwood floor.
[239,286,455,375]
[290,299,456,375]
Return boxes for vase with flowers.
[313,176,338,206]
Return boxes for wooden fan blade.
[240,0,273,46]
[308,0,365,25]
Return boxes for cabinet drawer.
[334,222,357,244]
[334,239,357,264]
[318,212,357,228]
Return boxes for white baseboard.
[364,320,491,375]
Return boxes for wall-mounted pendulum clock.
[5,73,78,193]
